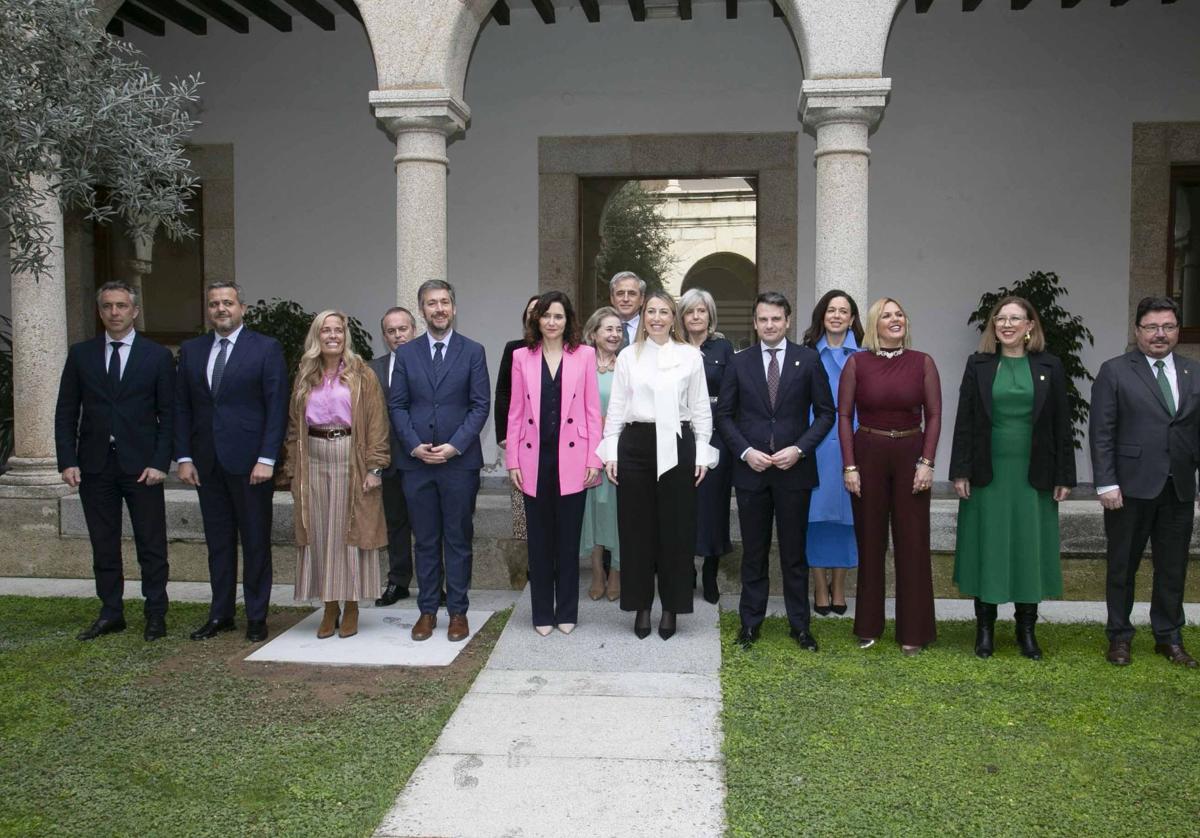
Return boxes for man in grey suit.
[371,306,418,605]
[1090,296,1198,668]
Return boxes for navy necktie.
[433,342,445,376]
[108,341,122,389]
[211,338,230,397]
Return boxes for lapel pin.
[794,360,800,366]
[1039,375,1045,381]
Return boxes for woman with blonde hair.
[950,295,1075,659]
[839,297,942,655]
[285,310,390,638]
[599,290,719,639]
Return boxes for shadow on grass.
[0,596,509,838]
[720,612,1200,837]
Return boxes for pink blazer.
[505,343,603,497]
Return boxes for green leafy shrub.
[242,298,374,385]
[968,270,1094,449]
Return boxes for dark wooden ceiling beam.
[1012,0,1034,9]
[628,0,646,21]
[279,0,334,30]
[726,0,737,19]
[1062,0,1082,7]
[915,0,934,11]
[115,2,166,35]
[772,1,784,16]
[531,0,555,23]
[679,0,691,19]
[963,0,984,10]
[183,0,250,33]
[491,0,509,25]
[106,16,126,36]
[139,0,206,34]
[327,0,360,21]
[227,0,292,31]
[1110,0,1130,6]
[580,0,600,22]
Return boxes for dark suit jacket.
[493,338,524,446]
[716,340,835,491]
[173,328,289,476]
[388,332,490,472]
[1089,351,1200,501]
[369,352,406,477]
[949,351,1076,491]
[54,333,175,474]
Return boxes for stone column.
[800,78,891,307]
[127,226,156,332]
[369,90,469,310]
[0,174,71,496]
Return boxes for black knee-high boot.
[701,556,720,604]
[1014,602,1043,660]
[974,598,997,659]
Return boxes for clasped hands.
[411,443,459,465]
[745,447,801,473]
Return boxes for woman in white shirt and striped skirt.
[598,290,720,640]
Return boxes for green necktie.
[1155,359,1176,414]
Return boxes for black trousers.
[78,447,169,620]
[616,423,696,614]
[523,451,586,626]
[381,470,413,588]
[736,481,812,632]
[1103,481,1193,644]
[195,460,274,622]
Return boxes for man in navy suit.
[175,281,289,643]
[389,280,490,643]
[55,281,175,641]
[717,291,836,651]
[370,305,418,605]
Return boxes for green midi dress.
[953,355,1062,604]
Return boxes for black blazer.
[493,338,524,446]
[716,340,835,491]
[948,351,1075,492]
[369,352,405,476]
[1089,351,1200,501]
[54,333,175,474]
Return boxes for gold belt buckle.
[888,429,898,439]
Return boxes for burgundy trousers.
[850,430,937,647]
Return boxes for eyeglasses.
[992,316,1028,326]
[1137,323,1179,334]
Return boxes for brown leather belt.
[858,425,920,439]
[308,426,351,439]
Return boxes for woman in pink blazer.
[506,291,603,635]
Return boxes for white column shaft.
[813,121,871,307]
[394,129,449,309]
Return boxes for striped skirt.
[293,434,381,603]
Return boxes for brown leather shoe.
[339,601,359,639]
[317,602,340,639]
[1106,638,1132,666]
[411,612,437,642]
[447,613,470,643]
[1154,643,1199,668]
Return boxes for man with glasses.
[1090,296,1199,668]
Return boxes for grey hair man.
[609,271,646,349]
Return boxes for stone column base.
[0,458,75,498]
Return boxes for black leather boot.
[701,556,720,604]
[974,598,997,659]
[1014,603,1043,660]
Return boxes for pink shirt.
[306,369,352,427]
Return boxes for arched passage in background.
[681,251,757,349]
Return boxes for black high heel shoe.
[814,581,832,616]
[634,609,651,639]
[658,610,676,640]
[831,583,848,616]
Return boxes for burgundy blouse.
[838,350,942,466]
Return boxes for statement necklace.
[876,347,904,359]
[597,355,616,373]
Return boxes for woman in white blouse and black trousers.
[599,290,720,639]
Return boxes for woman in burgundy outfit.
[839,297,942,654]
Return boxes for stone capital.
[799,78,892,140]
[369,89,471,145]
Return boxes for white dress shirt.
[1097,352,1179,496]
[104,330,135,379]
[620,314,641,348]
[597,338,719,477]
[427,329,454,359]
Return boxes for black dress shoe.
[246,620,268,642]
[736,624,760,651]
[143,615,167,642]
[658,610,677,641]
[375,584,410,607]
[790,627,819,652]
[77,616,126,641]
[1154,642,1199,668]
[189,618,236,641]
[634,609,652,639]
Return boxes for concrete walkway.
[374,580,725,838]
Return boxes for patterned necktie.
[211,338,230,397]
[433,341,445,375]
[108,341,122,389]
[767,347,780,408]
[621,321,632,350]
[1155,359,1176,414]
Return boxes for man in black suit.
[54,281,175,641]
[717,291,836,651]
[372,305,417,605]
[1090,296,1199,668]
[175,281,289,643]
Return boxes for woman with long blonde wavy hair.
[285,310,390,639]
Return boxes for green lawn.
[721,612,1200,836]
[0,597,507,838]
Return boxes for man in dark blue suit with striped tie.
[55,281,175,641]
[175,281,289,643]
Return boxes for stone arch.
[681,252,758,349]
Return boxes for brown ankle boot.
[317,602,340,639]
[339,601,359,638]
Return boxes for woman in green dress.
[950,296,1076,659]
[580,306,623,601]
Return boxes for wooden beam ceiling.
[915,0,934,12]
[278,0,334,30]
[580,0,600,23]
[228,0,292,32]
[106,17,125,36]
[629,0,646,22]
[530,0,555,24]
[679,0,692,20]
[963,0,984,10]
[115,2,166,35]
[186,0,250,33]
[726,0,737,20]
[772,1,784,16]
[139,0,206,34]
[327,0,360,21]
[491,0,510,25]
